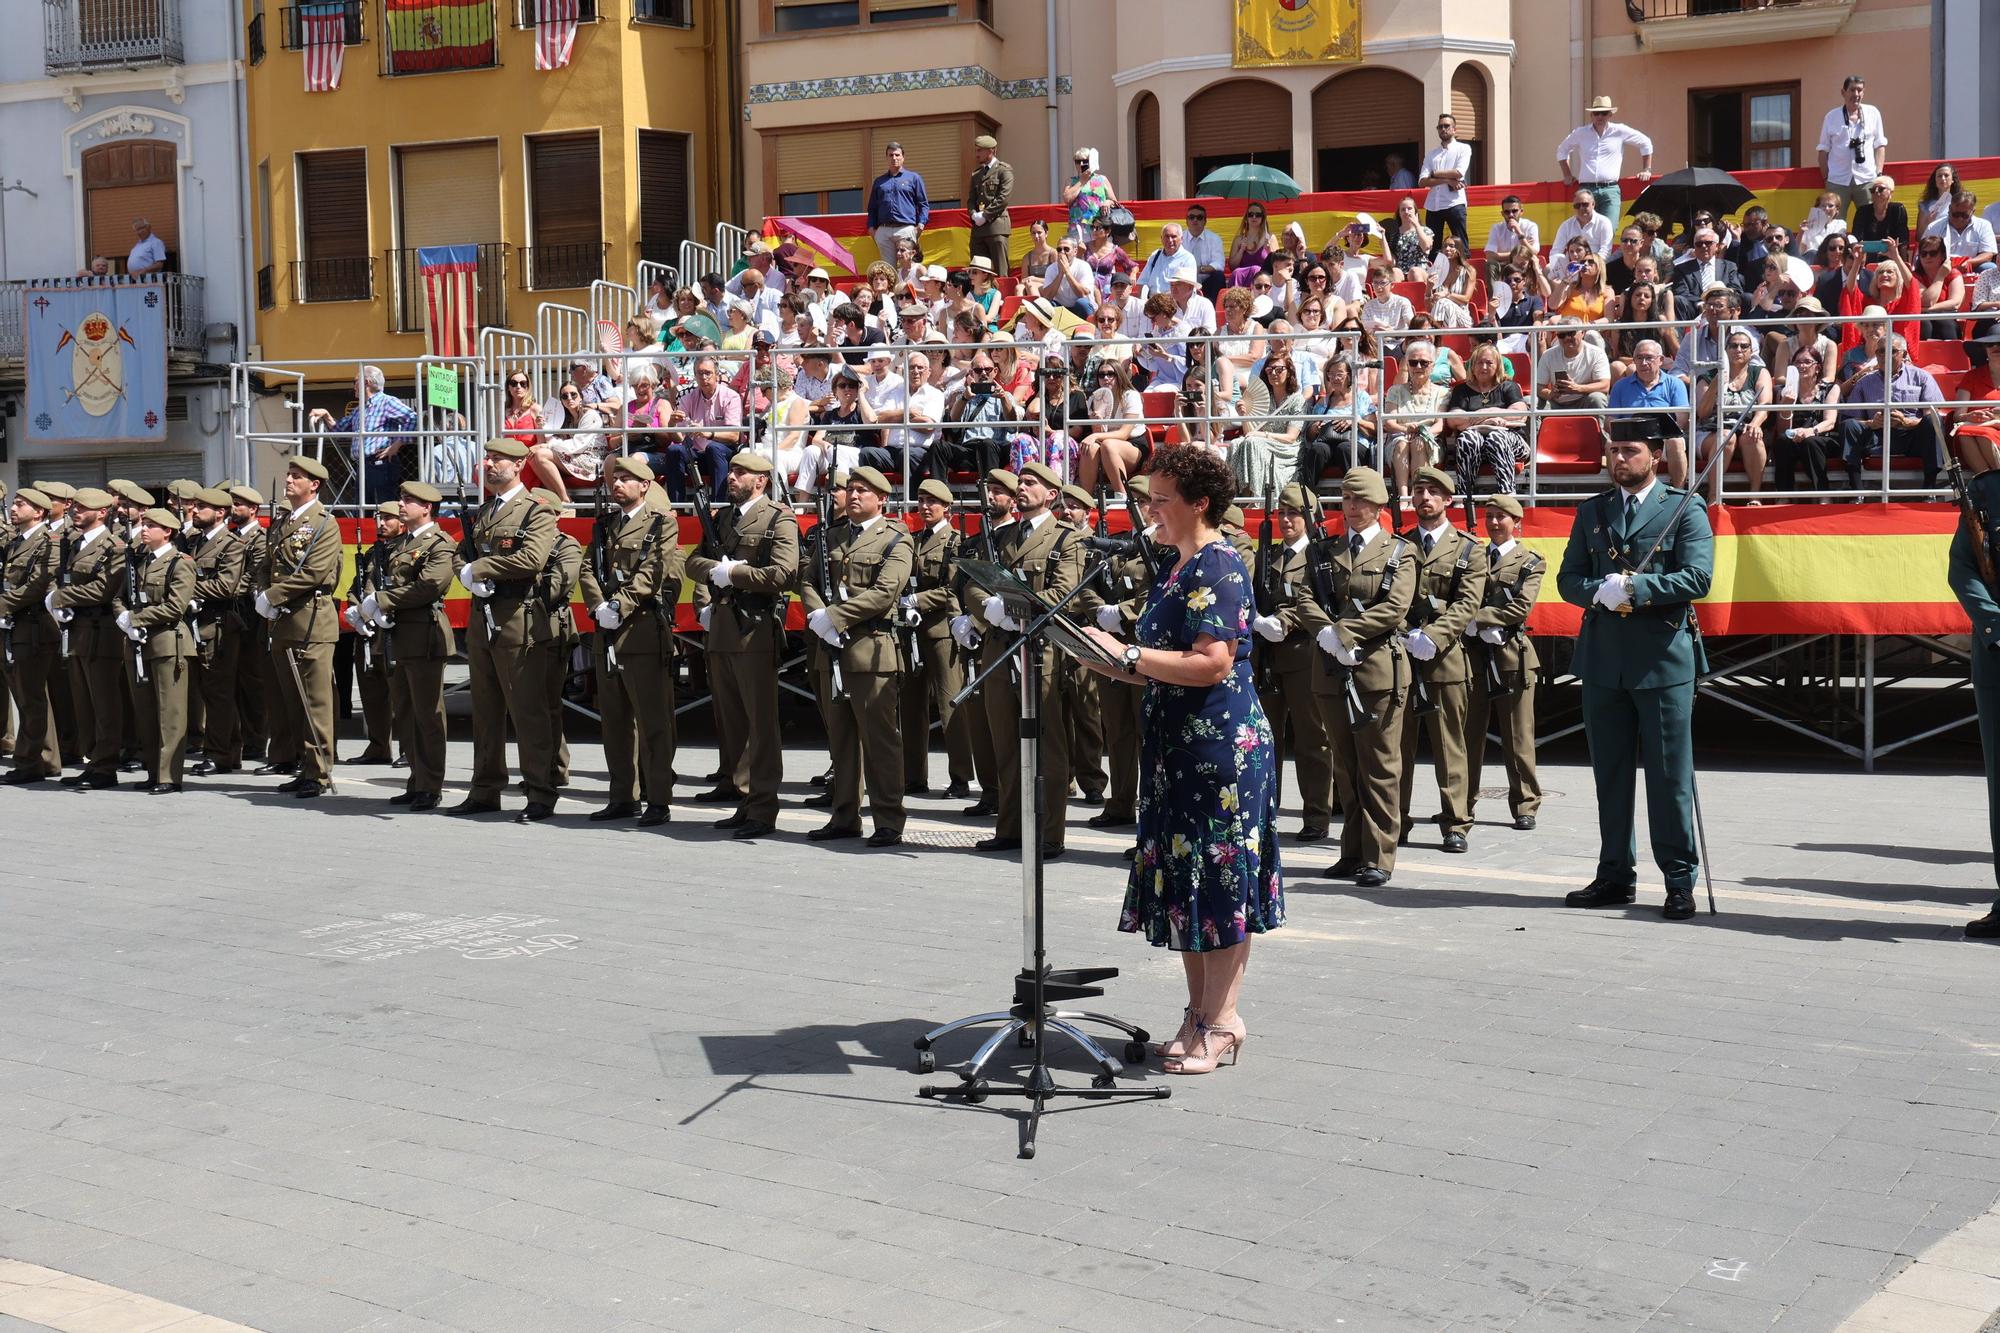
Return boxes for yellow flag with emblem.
[1232,0,1362,68]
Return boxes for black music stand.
[914,555,1169,1158]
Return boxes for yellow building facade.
[246,0,737,376]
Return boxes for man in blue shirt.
[1836,333,1945,489]
[308,365,419,508]
[1606,341,1690,486]
[866,141,929,270]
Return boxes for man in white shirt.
[1556,97,1654,226]
[1384,152,1416,192]
[1136,224,1191,297]
[1107,271,1148,341]
[1181,204,1227,297]
[1168,271,1215,335]
[878,350,944,474]
[1044,237,1098,316]
[126,217,167,276]
[1419,113,1473,261]
[1816,74,1888,218]
[1483,195,1541,283]
[1925,194,1998,269]
[859,346,906,424]
[1536,321,1613,410]
[1551,189,1616,259]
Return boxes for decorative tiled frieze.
[747,66,1071,107]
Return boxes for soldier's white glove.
[1253,614,1285,642]
[1592,572,1631,610]
[124,623,145,643]
[53,607,74,625]
[950,614,979,649]
[1479,625,1506,645]
[43,590,57,614]
[709,558,741,589]
[115,610,133,634]
[594,601,622,630]
[1462,620,1482,639]
[342,604,363,632]
[1316,625,1359,666]
[458,563,479,591]
[373,610,394,630]
[899,594,917,614]
[807,607,841,645]
[698,606,712,631]
[1095,605,1122,632]
[971,210,986,227]
[459,564,497,597]
[360,594,379,622]
[254,591,277,621]
[982,594,1020,632]
[0,616,12,631]
[1405,630,1438,662]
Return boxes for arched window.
[82,140,178,275]
[1310,68,1424,193]
[1450,63,1490,186]
[1186,79,1291,187]
[1133,93,1160,201]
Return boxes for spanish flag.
[383,0,495,75]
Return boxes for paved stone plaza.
[1,736,1997,1333]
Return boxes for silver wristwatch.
[1121,644,1143,675]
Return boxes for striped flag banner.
[301,3,348,93]
[417,245,480,359]
[533,0,580,70]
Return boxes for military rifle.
[1252,478,1280,691]
[55,533,74,659]
[0,538,13,668]
[1122,488,1157,580]
[1949,459,2000,600]
[123,541,149,685]
[589,471,622,675]
[688,457,751,636]
[896,503,923,672]
[814,484,845,698]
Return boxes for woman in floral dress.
[1082,446,1284,1075]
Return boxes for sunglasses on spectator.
[1406,358,1433,368]
[1095,314,1118,325]
[1503,209,1521,218]
[508,377,528,387]
[1096,371,1118,379]
[1871,186,1891,196]
[1573,203,1590,211]
[1951,213,1972,224]
[560,389,581,399]
[1727,340,1753,350]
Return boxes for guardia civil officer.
[255,456,344,798]
[800,466,915,846]
[1397,468,1487,853]
[115,508,196,791]
[1556,432,1714,920]
[185,487,247,776]
[1299,468,1416,888]
[1464,493,1544,832]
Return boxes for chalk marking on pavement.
[0,1256,263,1331]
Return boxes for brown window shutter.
[871,122,961,205]
[299,148,369,261]
[84,141,179,269]
[528,132,603,248]
[1450,66,1485,142]
[1135,94,1160,170]
[774,128,866,198]
[1312,69,1425,149]
[1186,80,1291,162]
[638,129,691,265]
[397,141,501,249]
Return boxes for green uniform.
[800,514,915,835]
[581,501,686,809]
[1466,541,1545,823]
[1061,518,1107,803]
[1253,537,1335,832]
[187,525,247,767]
[1556,483,1714,892]
[119,547,197,784]
[373,521,458,798]
[526,531,582,791]
[348,536,398,758]
[1398,521,1488,840]
[956,516,1018,803]
[50,526,128,776]
[0,522,62,777]
[984,511,1085,849]
[459,488,561,805]
[265,499,344,785]
[900,518,975,792]
[1091,537,1157,825]
[1298,526,1417,873]
[229,517,271,758]
[1946,469,2000,908]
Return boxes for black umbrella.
[1625,167,1756,230]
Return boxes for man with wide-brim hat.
[117,507,198,791]
[798,465,914,846]
[0,485,64,782]
[364,480,456,811]
[1395,466,1488,855]
[253,454,344,797]
[976,460,1085,856]
[342,500,407,767]
[1557,95,1654,229]
[899,477,977,800]
[1298,466,1417,888]
[1464,491,1545,834]
[184,486,248,777]
[580,453,686,829]
[47,487,126,787]
[949,467,1022,816]
[452,438,561,820]
[1247,481,1336,842]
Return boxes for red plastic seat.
[1391,280,1430,315]
[1931,368,1967,399]
[1140,388,1179,448]
[1532,415,1607,475]
[1912,340,1970,372]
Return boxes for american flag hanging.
[301,3,348,93]
[533,0,581,71]
[417,245,480,358]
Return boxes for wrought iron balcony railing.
[387,244,508,333]
[291,255,375,304]
[0,273,206,363]
[43,0,183,73]
[520,242,605,291]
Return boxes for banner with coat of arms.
[1233,0,1362,67]
[22,282,168,443]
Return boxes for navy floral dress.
[1119,542,1285,951]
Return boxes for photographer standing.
[1816,75,1888,220]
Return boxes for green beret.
[228,485,265,506]
[610,455,655,483]
[1341,467,1389,505]
[483,438,530,460]
[108,479,155,507]
[830,469,852,491]
[1124,475,1150,500]
[139,507,179,531]
[1222,504,1246,530]
[194,487,234,508]
[15,488,53,512]
[72,487,116,510]
[916,479,955,506]
[728,450,774,475]
[215,478,243,493]
[1018,461,1063,491]
[1412,466,1458,496]
[287,454,330,482]
[400,480,443,504]
[1060,483,1094,511]
[984,468,1020,495]
[32,480,77,501]
[166,479,201,501]
[375,500,402,518]
[849,465,894,496]
[1484,493,1524,519]
[1278,482,1312,512]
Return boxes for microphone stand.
[916,547,1169,1159]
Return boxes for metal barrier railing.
[676,239,720,291]
[589,279,637,346]
[713,222,755,281]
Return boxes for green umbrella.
[1196,163,1304,202]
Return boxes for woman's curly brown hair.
[1149,446,1236,526]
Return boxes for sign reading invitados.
[23,281,168,443]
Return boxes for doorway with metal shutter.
[1311,67,1425,194]
[1187,79,1293,188]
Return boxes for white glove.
[360,594,379,622]
[53,607,74,625]
[1096,605,1122,632]
[1253,614,1285,643]
[594,601,622,630]
[708,558,741,589]
[43,590,57,614]
[1333,639,1361,667]
[1315,625,1339,656]
[458,563,479,592]
[951,614,978,649]
[254,590,277,621]
[698,606,712,631]
[971,210,986,227]
[982,594,1021,632]
[342,604,363,632]
[899,594,917,614]
[807,606,841,645]
[1462,620,1482,639]
[373,610,394,630]
[1406,630,1438,662]
[125,623,145,643]
[115,610,133,634]
[1592,572,1632,611]
[471,577,496,598]
[1480,625,1506,645]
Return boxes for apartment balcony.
[291,255,375,304]
[520,242,605,292]
[0,272,206,369]
[387,244,508,333]
[1628,0,1857,51]
[43,0,184,74]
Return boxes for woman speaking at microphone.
[1081,446,1284,1074]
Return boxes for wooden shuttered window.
[1312,70,1424,149]
[1135,94,1160,170]
[397,141,500,248]
[774,128,864,198]
[83,140,178,272]
[869,122,963,209]
[637,129,691,266]
[298,148,368,261]
[1187,80,1290,161]
[1450,66,1485,141]
[528,132,603,247]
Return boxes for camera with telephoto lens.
[1850,136,1867,165]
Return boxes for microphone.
[1084,534,1142,556]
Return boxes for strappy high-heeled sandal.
[1163,1023,1244,1075]
[1151,1007,1200,1060]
